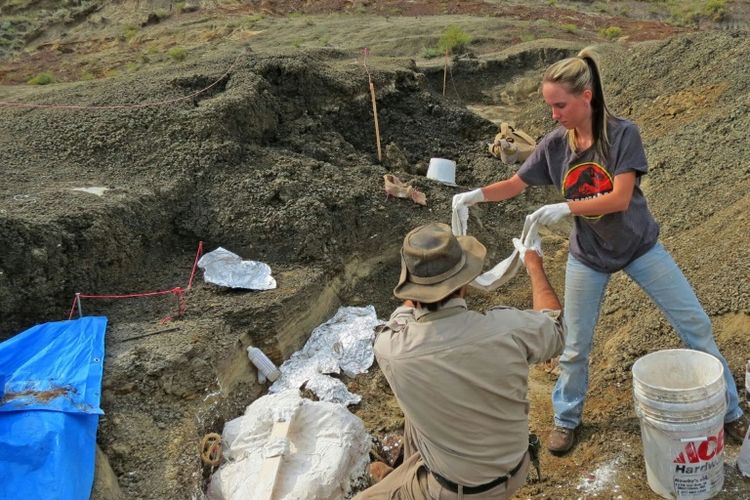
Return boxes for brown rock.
[369,461,394,484]
[381,433,404,466]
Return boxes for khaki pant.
[355,421,530,500]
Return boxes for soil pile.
[1,28,749,498]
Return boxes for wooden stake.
[443,49,449,97]
[255,418,293,500]
[369,80,382,162]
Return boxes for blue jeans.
[552,242,742,429]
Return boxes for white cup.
[426,158,457,186]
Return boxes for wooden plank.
[254,418,292,500]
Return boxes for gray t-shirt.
[518,118,659,273]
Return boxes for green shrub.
[52,8,73,23]
[593,2,609,13]
[242,14,264,26]
[437,25,471,55]
[79,71,95,81]
[664,0,727,25]
[421,46,442,59]
[599,26,623,40]
[669,4,699,25]
[1,21,15,35]
[167,46,187,61]
[703,0,728,21]
[122,24,138,42]
[27,72,54,85]
[560,23,577,33]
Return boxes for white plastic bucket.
[632,349,726,499]
[426,158,457,186]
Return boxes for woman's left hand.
[530,202,571,225]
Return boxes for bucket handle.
[679,436,708,442]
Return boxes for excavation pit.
[3,34,750,498]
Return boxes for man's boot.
[547,426,577,456]
[725,415,750,444]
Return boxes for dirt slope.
[2,2,750,499]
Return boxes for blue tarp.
[0,316,107,500]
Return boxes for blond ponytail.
[543,47,612,160]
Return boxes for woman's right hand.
[451,188,484,211]
[451,189,484,236]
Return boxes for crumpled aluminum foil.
[269,306,382,406]
[197,247,276,290]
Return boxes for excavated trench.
[0,45,575,498]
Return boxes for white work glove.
[452,206,469,236]
[512,236,543,264]
[452,189,485,211]
[529,202,571,226]
[451,189,484,237]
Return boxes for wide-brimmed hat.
[394,222,486,303]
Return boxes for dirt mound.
[2,29,750,499]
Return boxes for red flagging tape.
[1,52,244,110]
[67,295,79,320]
[188,241,204,290]
[67,240,205,321]
[78,287,183,300]
[67,287,183,320]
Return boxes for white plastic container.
[739,360,750,477]
[736,422,750,477]
[247,346,281,383]
[632,349,726,499]
[426,158,458,186]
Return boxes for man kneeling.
[356,223,565,499]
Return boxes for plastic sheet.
[197,247,276,290]
[0,316,107,500]
[269,306,381,406]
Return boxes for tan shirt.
[374,298,565,486]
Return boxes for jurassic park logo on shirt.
[562,161,613,220]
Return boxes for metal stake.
[76,293,83,318]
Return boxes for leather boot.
[547,426,577,456]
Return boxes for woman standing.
[452,47,747,455]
